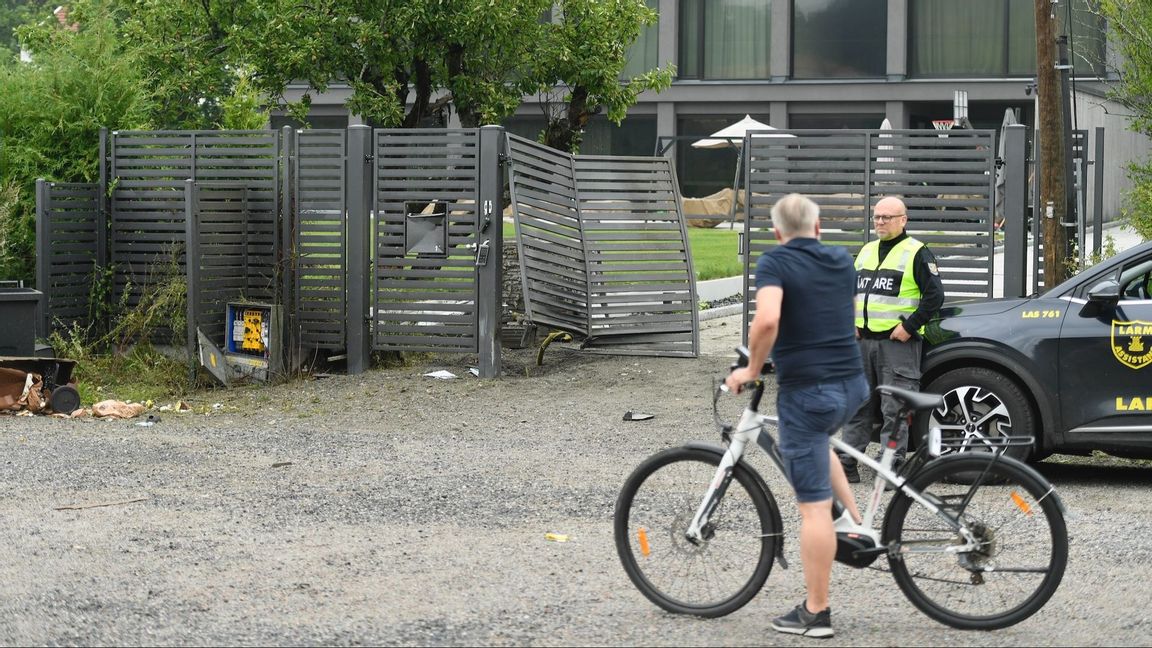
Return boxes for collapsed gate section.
[742,129,996,331]
[505,134,698,357]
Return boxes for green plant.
[1122,161,1152,243]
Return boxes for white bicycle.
[614,348,1068,630]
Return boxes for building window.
[622,0,660,79]
[910,0,1036,77]
[1063,0,1106,75]
[679,0,772,79]
[788,113,886,129]
[793,0,887,79]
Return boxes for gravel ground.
[1,312,1149,646]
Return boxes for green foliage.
[1101,0,1152,243]
[119,0,671,150]
[218,73,270,130]
[0,0,152,280]
[0,0,54,61]
[527,0,674,152]
[1121,161,1152,241]
[48,321,193,405]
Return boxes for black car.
[921,240,1152,461]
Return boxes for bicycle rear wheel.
[614,446,780,617]
[883,454,1068,630]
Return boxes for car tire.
[922,367,1038,464]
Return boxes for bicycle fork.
[684,408,760,545]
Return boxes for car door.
[1058,250,1152,452]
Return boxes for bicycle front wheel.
[883,454,1068,630]
[614,446,780,617]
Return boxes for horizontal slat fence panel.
[373,129,480,353]
[506,134,588,334]
[186,182,249,352]
[110,131,279,319]
[743,129,997,334]
[574,156,698,357]
[507,135,699,357]
[36,181,101,333]
[295,130,346,349]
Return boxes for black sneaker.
[841,462,860,484]
[771,601,834,638]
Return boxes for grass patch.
[502,223,741,281]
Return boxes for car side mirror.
[1080,279,1121,318]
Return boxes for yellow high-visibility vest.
[854,237,924,333]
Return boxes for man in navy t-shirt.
[726,193,868,639]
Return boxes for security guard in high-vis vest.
[838,197,944,483]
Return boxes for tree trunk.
[543,85,593,153]
[403,58,434,128]
[1035,1,1069,286]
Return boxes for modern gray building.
[276,0,1148,219]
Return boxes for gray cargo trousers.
[838,336,922,466]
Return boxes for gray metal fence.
[506,134,698,357]
[35,180,102,334]
[292,129,347,350]
[184,181,251,358]
[36,125,702,376]
[109,130,280,311]
[742,129,997,332]
[373,129,483,353]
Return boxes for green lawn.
[502,223,741,281]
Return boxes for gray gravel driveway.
[0,314,1149,645]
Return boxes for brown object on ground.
[0,367,45,412]
[91,400,146,419]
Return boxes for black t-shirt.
[754,237,864,388]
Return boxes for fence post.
[345,125,373,375]
[97,128,110,335]
[35,179,49,337]
[1003,124,1027,298]
[184,179,200,384]
[1093,126,1105,255]
[476,126,505,379]
[279,125,298,372]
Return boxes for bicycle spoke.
[885,457,1066,629]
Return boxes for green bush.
[1123,161,1152,243]
[0,2,152,281]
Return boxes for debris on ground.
[423,370,457,380]
[91,400,147,419]
[622,411,654,421]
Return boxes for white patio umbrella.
[994,108,1019,225]
[691,115,794,227]
[876,118,896,183]
[691,114,791,149]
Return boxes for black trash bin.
[0,285,42,357]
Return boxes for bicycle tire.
[882,454,1068,630]
[614,446,781,617]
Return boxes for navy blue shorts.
[776,374,869,503]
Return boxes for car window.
[1120,257,1152,300]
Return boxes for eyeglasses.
[872,214,906,223]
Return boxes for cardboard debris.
[91,400,146,419]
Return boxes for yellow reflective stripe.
[865,295,921,308]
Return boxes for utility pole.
[1035,0,1070,286]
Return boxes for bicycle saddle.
[876,385,944,412]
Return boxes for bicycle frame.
[686,403,974,550]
